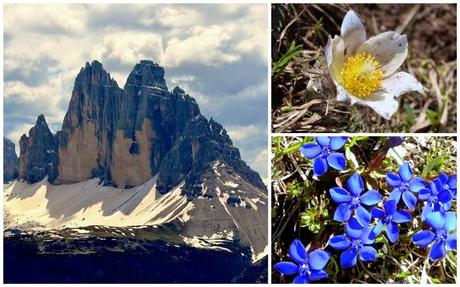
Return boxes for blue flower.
[329,172,382,225]
[329,216,377,268]
[438,173,457,199]
[412,212,457,261]
[300,136,348,176]
[419,176,453,221]
[370,200,413,243]
[387,136,405,148]
[386,162,425,209]
[274,239,330,284]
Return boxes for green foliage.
[272,40,302,77]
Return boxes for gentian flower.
[300,136,348,176]
[419,176,453,221]
[274,239,330,283]
[386,162,425,209]
[387,136,405,148]
[325,10,423,120]
[329,216,377,268]
[438,173,457,199]
[371,200,412,243]
[329,172,382,225]
[412,212,457,261]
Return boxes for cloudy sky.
[4,4,268,178]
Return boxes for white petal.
[357,31,408,77]
[325,35,344,82]
[336,84,350,102]
[381,72,423,97]
[340,10,366,56]
[350,92,399,120]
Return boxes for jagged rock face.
[19,60,264,197]
[18,115,58,183]
[4,137,18,183]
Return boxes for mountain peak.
[125,60,167,90]
[36,114,47,125]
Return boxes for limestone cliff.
[18,115,58,183]
[4,137,18,183]
[17,60,264,194]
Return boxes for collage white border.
[0,0,459,286]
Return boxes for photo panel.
[272,4,456,133]
[271,135,457,283]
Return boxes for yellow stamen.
[340,53,383,98]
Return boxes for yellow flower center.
[340,53,383,98]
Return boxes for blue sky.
[3,4,268,178]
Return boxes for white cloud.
[100,31,164,67]
[227,125,260,142]
[142,6,203,28]
[251,149,268,178]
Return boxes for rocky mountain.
[18,115,58,183]
[4,137,19,183]
[11,60,267,256]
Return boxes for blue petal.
[371,207,385,219]
[329,187,352,203]
[359,246,377,262]
[392,210,412,223]
[293,275,308,284]
[315,136,330,148]
[300,143,321,159]
[373,220,384,236]
[333,203,353,222]
[438,190,452,204]
[340,248,357,269]
[289,239,307,265]
[361,226,376,244]
[412,230,435,247]
[360,190,382,206]
[429,179,442,195]
[446,234,457,251]
[438,173,449,184]
[398,163,413,182]
[327,153,347,171]
[274,261,298,275]
[355,205,371,226]
[429,240,446,261]
[386,172,401,187]
[388,188,402,204]
[346,172,364,196]
[418,188,432,201]
[308,270,328,281]
[345,217,364,239]
[329,235,351,250]
[402,191,417,209]
[384,200,397,216]
[421,204,433,221]
[313,156,328,176]
[329,136,348,150]
[445,211,456,232]
[448,175,457,190]
[308,249,330,270]
[385,222,399,243]
[425,212,445,230]
[409,177,425,192]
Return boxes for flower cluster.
[275,137,457,283]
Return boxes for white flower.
[325,10,423,120]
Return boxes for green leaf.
[272,40,302,77]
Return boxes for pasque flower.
[386,162,425,209]
[325,10,423,120]
[329,216,377,268]
[412,212,457,261]
[371,200,412,243]
[329,172,382,225]
[300,136,348,176]
[274,239,330,283]
[419,175,453,221]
